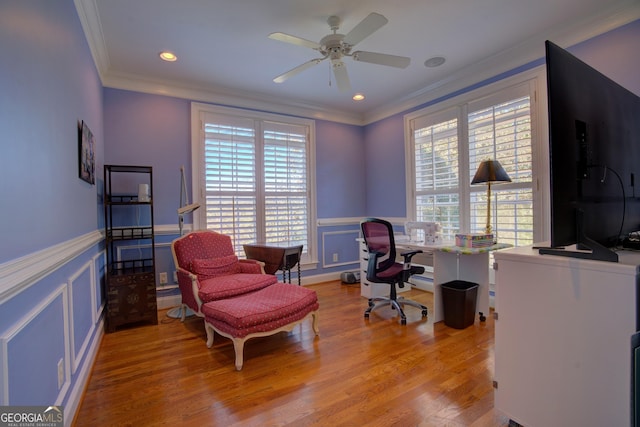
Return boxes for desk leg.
[433,251,458,323]
[458,253,489,320]
[433,251,490,324]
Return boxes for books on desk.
[455,233,494,248]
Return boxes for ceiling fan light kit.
[269,12,411,92]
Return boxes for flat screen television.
[540,40,640,262]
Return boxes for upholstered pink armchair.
[171,230,278,320]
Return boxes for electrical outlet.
[332,253,338,262]
[57,358,64,389]
[159,272,168,285]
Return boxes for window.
[406,76,543,247]
[191,103,316,262]
[412,110,461,239]
[468,94,534,246]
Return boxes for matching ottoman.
[202,282,319,370]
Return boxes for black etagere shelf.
[103,165,157,332]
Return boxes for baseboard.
[65,316,104,427]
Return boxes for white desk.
[398,242,510,323]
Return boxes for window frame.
[190,102,318,266]
[404,67,549,244]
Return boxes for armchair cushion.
[198,273,277,302]
[191,255,241,279]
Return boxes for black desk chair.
[360,218,428,325]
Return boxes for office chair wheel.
[421,309,428,317]
[364,312,370,319]
[479,312,486,322]
[401,317,407,325]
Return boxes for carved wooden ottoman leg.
[232,337,246,371]
[205,322,215,348]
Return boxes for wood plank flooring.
[74,281,511,426]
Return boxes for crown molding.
[73,0,364,125]
[75,0,640,127]
[362,1,640,124]
[101,71,365,126]
[74,0,109,79]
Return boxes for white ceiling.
[76,0,640,124]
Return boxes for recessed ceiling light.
[352,93,365,101]
[424,56,446,68]
[159,51,177,62]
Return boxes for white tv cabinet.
[493,245,640,427]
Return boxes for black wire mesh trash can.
[441,280,479,329]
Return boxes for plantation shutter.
[412,110,460,241]
[203,115,258,252]
[468,93,534,246]
[263,121,308,247]
[201,112,311,255]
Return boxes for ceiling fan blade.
[273,58,326,83]
[352,51,411,68]
[268,32,320,50]
[332,60,351,92]
[343,13,388,47]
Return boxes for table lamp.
[471,159,512,235]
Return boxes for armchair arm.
[176,267,203,315]
[237,259,267,274]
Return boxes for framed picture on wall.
[79,120,95,184]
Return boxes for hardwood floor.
[74,281,510,426]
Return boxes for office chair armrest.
[365,251,384,283]
[400,249,423,264]
[400,249,424,282]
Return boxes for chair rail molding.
[0,230,103,303]
[317,217,407,227]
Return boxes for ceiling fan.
[268,12,411,92]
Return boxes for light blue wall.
[570,20,640,96]
[102,89,369,278]
[0,0,104,262]
[0,1,638,423]
[315,120,366,218]
[0,0,105,423]
[103,90,191,225]
[363,113,408,217]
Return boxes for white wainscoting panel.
[0,283,70,406]
[68,261,95,375]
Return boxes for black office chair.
[360,218,428,325]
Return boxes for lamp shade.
[471,160,512,184]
